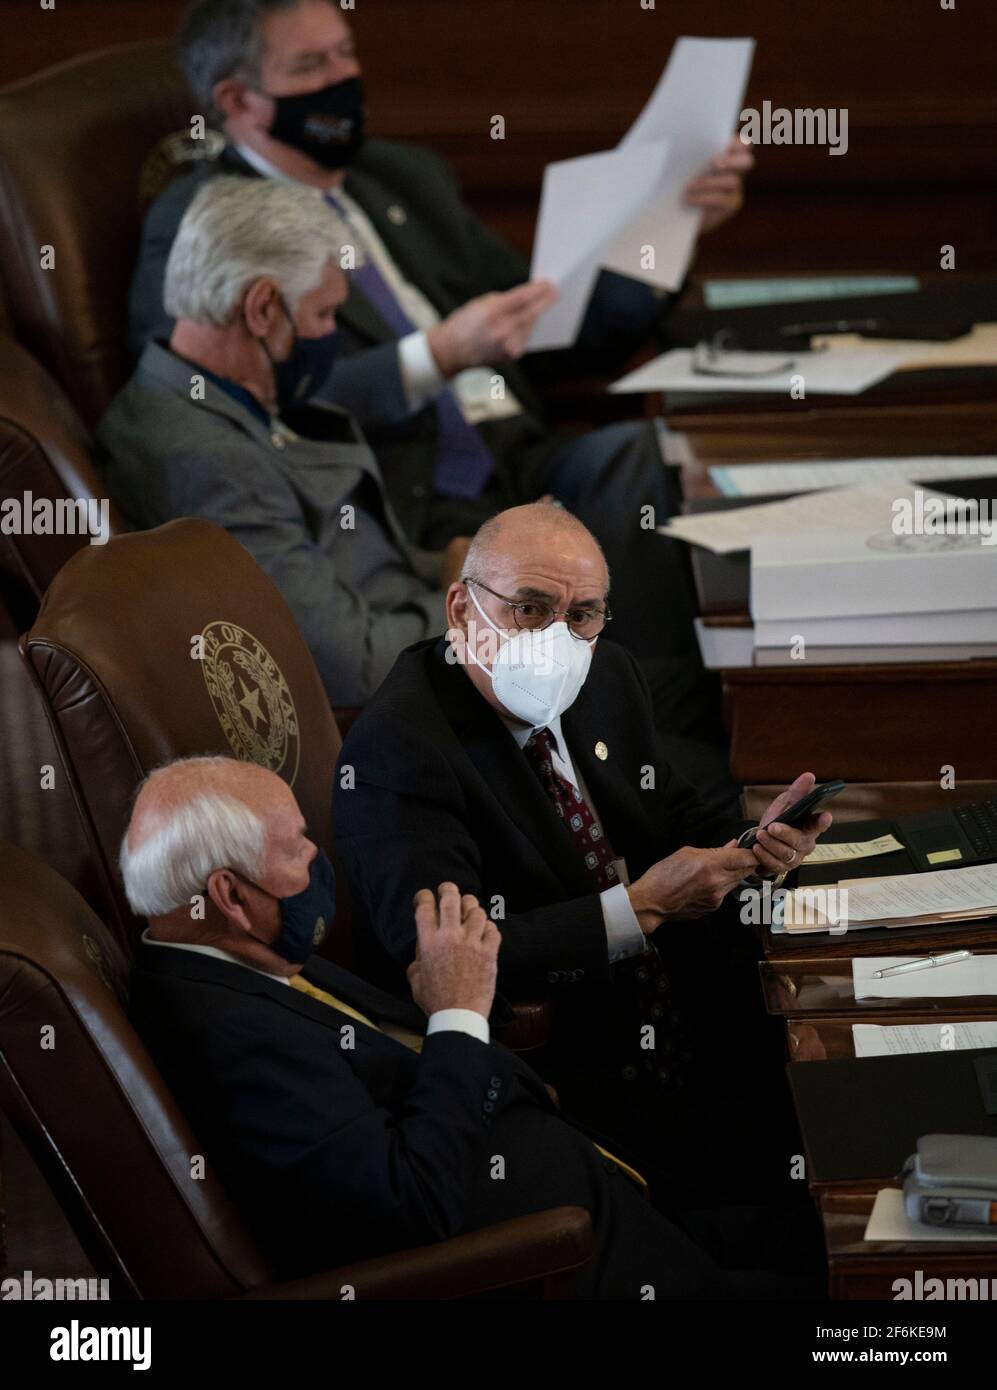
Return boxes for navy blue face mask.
[265,298,340,411]
[238,848,337,964]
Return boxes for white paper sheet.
[658,482,915,555]
[526,142,673,352]
[710,455,997,498]
[610,345,910,396]
[527,37,755,350]
[804,835,904,865]
[608,37,755,290]
[864,1187,997,1242]
[840,862,997,925]
[853,953,997,1001]
[853,1020,997,1057]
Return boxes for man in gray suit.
[100,176,459,708]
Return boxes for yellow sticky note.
[927,848,963,865]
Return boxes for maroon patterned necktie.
[524,728,620,890]
[525,728,690,1089]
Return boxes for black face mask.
[262,297,340,411]
[264,75,366,170]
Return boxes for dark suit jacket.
[129,939,758,1298]
[333,637,742,998]
[128,139,677,541]
[129,938,558,1276]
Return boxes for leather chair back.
[0,41,192,427]
[0,838,271,1300]
[20,520,343,952]
[0,336,127,631]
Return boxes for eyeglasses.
[464,578,611,639]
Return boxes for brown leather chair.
[0,838,592,1299]
[20,519,345,953]
[0,335,127,631]
[0,41,193,428]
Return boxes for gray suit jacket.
[96,342,446,707]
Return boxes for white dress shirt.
[235,145,524,424]
[506,717,648,964]
[140,930,489,1044]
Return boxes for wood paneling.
[1,0,995,264]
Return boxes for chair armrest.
[497,997,553,1052]
[237,1206,592,1301]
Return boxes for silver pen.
[873,950,972,979]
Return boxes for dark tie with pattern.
[325,195,496,499]
[523,727,689,1089]
[524,728,620,889]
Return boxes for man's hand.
[683,135,754,234]
[627,843,759,934]
[438,536,471,591]
[750,772,834,878]
[427,281,559,377]
[406,882,500,1019]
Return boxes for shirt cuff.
[398,331,446,412]
[426,1008,490,1045]
[602,882,646,963]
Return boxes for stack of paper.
[782,862,997,935]
[750,508,997,647]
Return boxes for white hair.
[163,175,345,326]
[120,789,267,918]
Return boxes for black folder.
[788,1048,997,1188]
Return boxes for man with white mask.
[334,502,833,1202]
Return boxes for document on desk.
[803,835,904,865]
[609,345,909,395]
[865,1187,997,1242]
[658,481,914,554]
[527,37,754,351]
[853,1020,997,1058]
[842,862,997,925]
[853,953,997,1001]
[710,455,997,498]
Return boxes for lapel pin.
[595,741,608,761]
[387,205,407,225]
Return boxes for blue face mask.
[239,849,336,964]
[264,297,340,411]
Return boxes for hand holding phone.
[738,775,842,881]
[738,779,845,852]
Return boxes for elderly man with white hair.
[123,753,824,1297]
[98,175,463,707]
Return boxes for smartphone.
[738,780,846,850]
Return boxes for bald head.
[126,755,287,855]
[462,503,608,594]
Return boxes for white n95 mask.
[465,585,594,727]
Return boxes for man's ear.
[242,278,283,340]
[211,77,259,126]
[445,581,469,635]
[206,868,255,935]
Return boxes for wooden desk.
[671,413,997,782]
[821,1187,997,1301]
[744,779,997,1298]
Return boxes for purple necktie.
[327,196,496,499]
